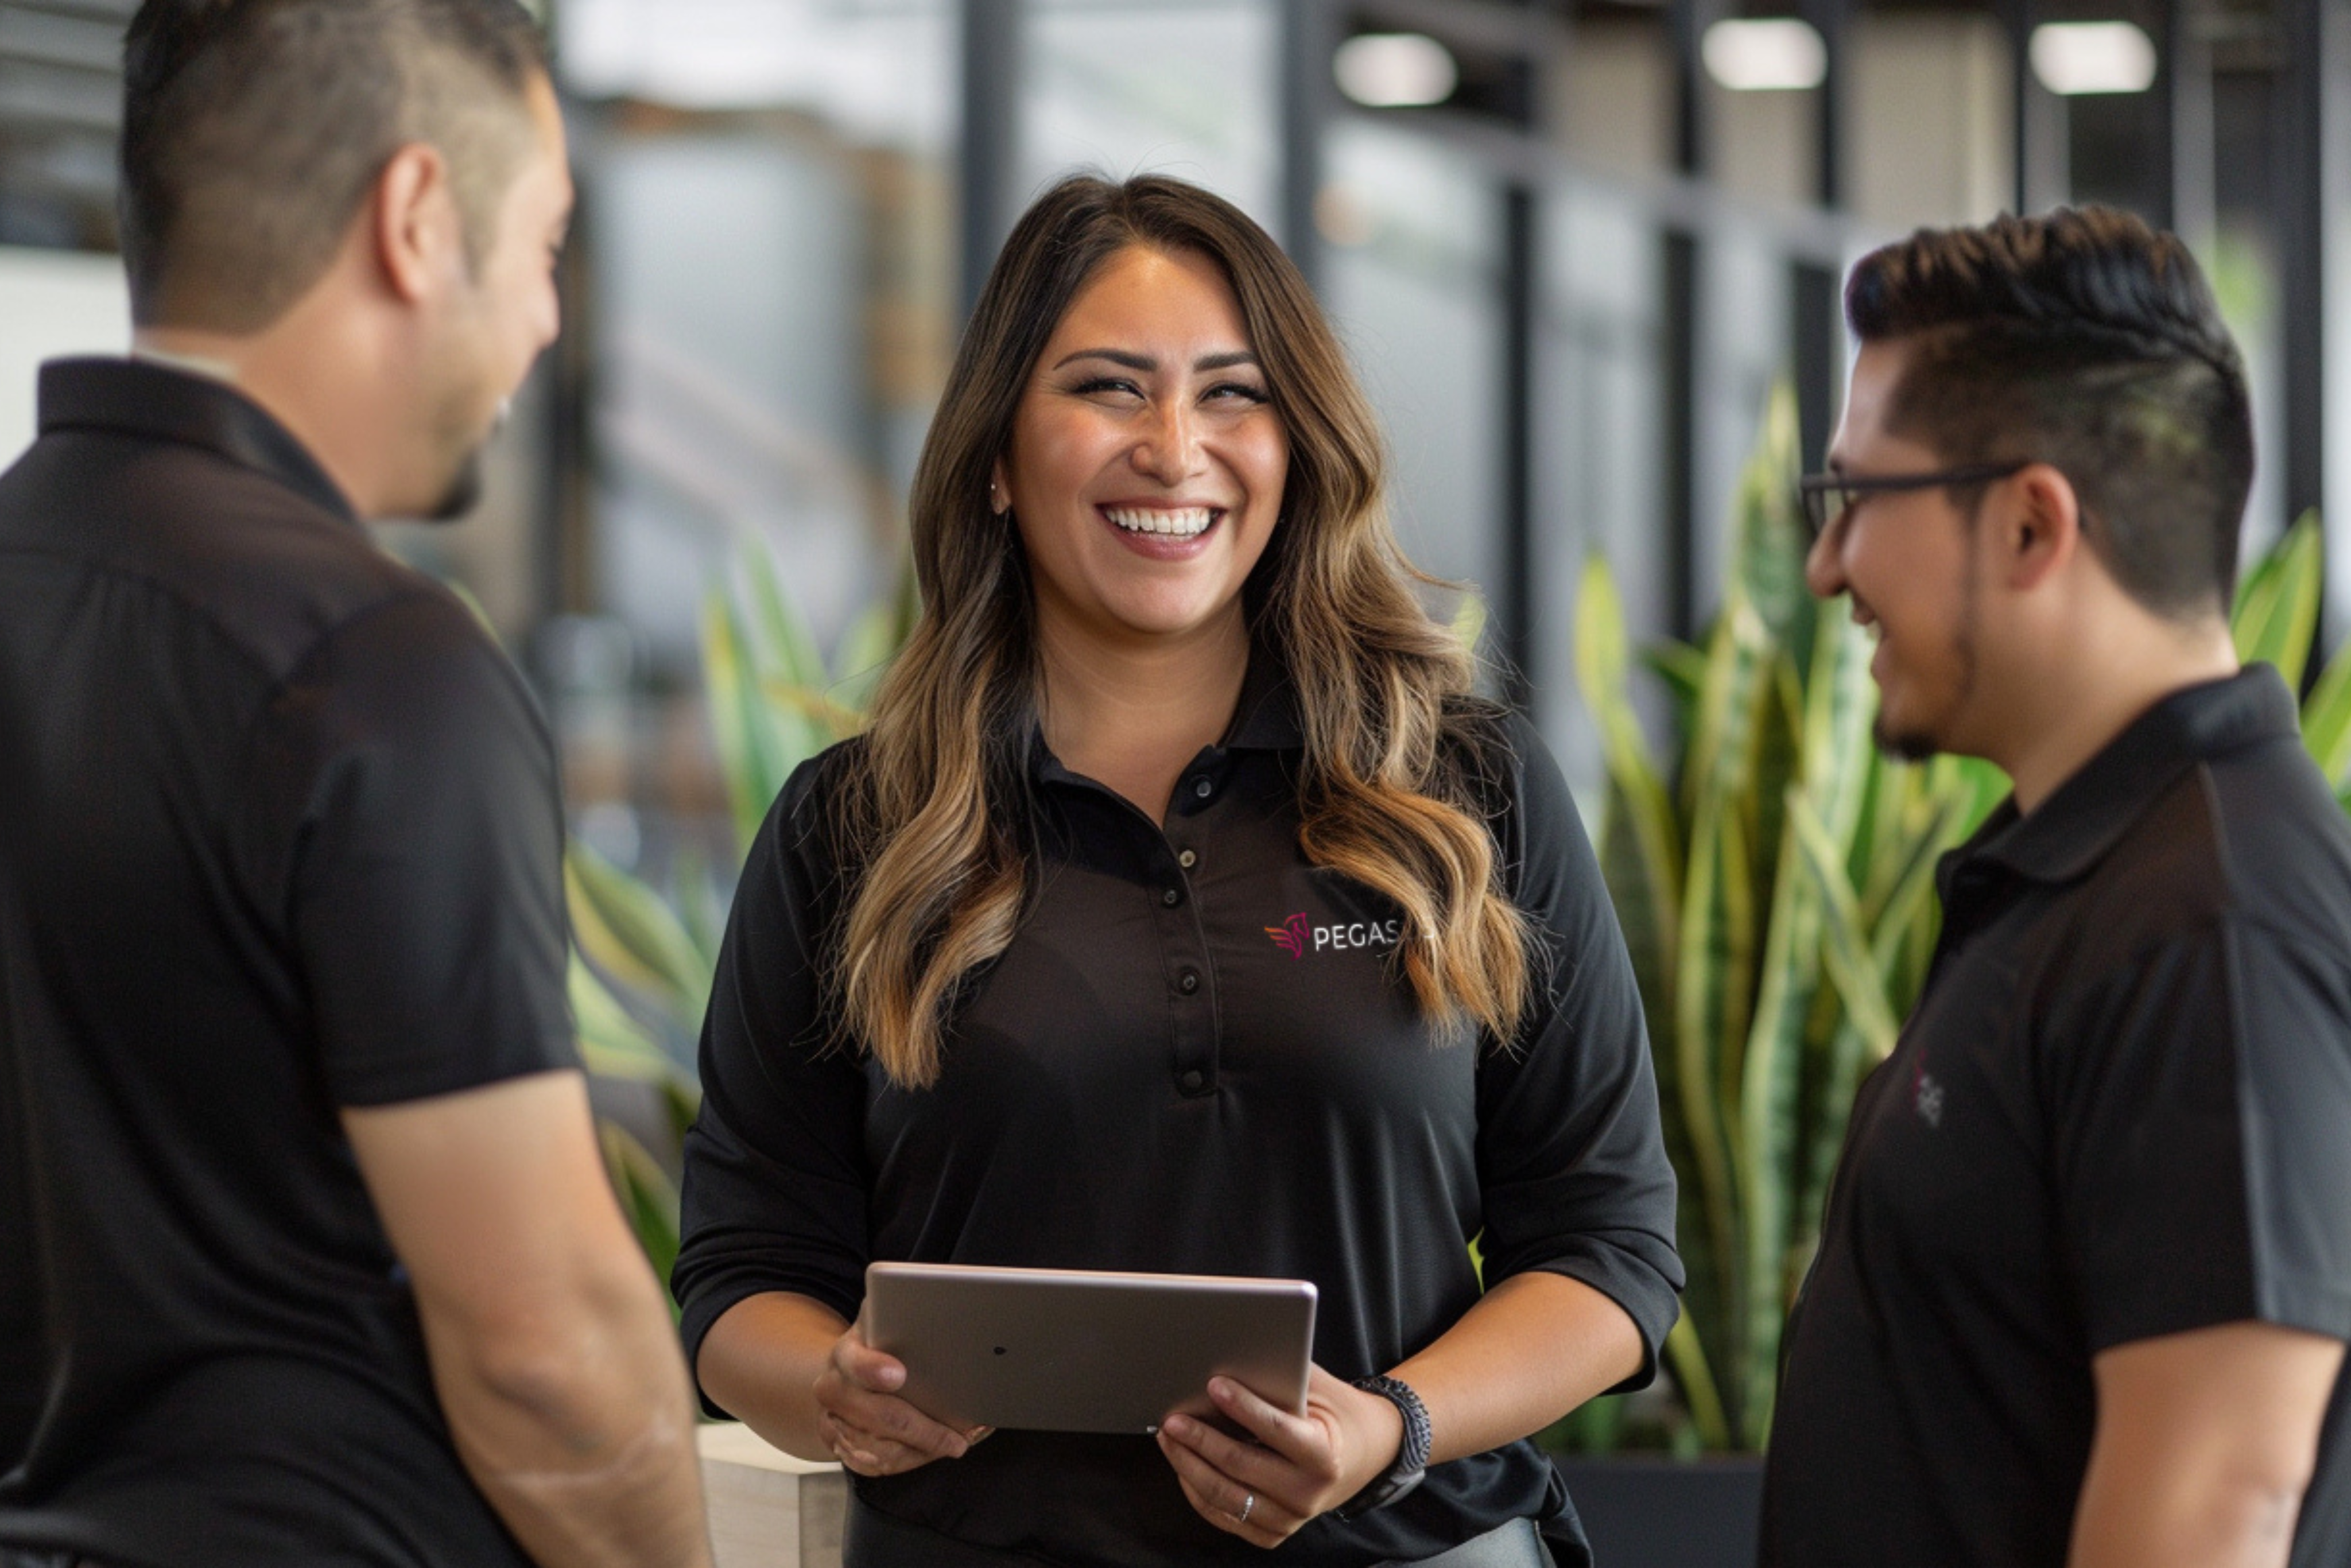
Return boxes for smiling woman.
[670,172,1685,1568]
[993,243,1288,808]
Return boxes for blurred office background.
[2,0,2346,880]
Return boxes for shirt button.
[1162,887,1181,907]
[1178,849,1197,869]
[1179,1069,1205,1092]
[1178,969,1200,995]
[1192,777,1213,799]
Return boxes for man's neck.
[1993,615,2239,814]
[133,319,384,518]
[130,338,241,385]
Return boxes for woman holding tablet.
[673,174,1681,1567]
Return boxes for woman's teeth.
[1105,506,1215,538]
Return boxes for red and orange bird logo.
[1264,911,1310,959]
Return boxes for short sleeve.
[253,590,576,1106]
[2053,919,2351,1352]
[672,752,874,1401]
[1475,717,1685,1386]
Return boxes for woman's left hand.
[1153,1364,1405,1547]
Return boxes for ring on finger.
[1237,1492,1255,1525]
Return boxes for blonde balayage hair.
[839,173,1528,1087]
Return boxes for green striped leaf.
[1574,556,1684,1004]
[1666,1306,1732,1454]
[2302,641,2351,785]
[701,589,791,853]
[566,841,713,1019]
[2232,511,2322,689]
[569,954,674,1084]
[600,1120,682,1311]
[1802,604,1877,849]
[1736,787,1821,1446]
[1789,794,1902,1060]
[1728,382,1814,664]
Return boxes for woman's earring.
[990,482,1008,517]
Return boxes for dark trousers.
[1,1550,89,1568]
[844,1493,1553,1567]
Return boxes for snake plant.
[568,545,914,1306]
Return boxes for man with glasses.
[1762,207,2350,1568]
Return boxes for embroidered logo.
[1264,911,1405,959]
[1264,912,1310,958]
[1912,1054,1945,1130]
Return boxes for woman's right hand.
[814,1324,990,1476]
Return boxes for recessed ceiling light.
[1333,33,1459,109]
[2029,22,2158,95]
[1702,18,1828,92]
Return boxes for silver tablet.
[859,1262,1318,1435]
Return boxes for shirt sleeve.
[672,751,872,1403]
[1474,716,1685,1386]
[2051,917,2351,1352]
[253,589,577,1106]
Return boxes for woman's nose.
[1130,402,1200,484]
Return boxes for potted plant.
[562,549,915,1297]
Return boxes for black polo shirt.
[674,674,1683,1566]
[1762,666,2351,1567]
[0,359,575,1567]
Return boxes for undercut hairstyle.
[121,0,548,332]
[839,172,1529,1089]
[1846,206,2254,617]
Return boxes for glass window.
[1021,0,1281,230]
[1534,178,1663,788]
[1320,117,1506,612]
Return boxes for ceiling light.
[1333,33,1458,109]
[1701,18,1828,92]
[2029,22,2158,95]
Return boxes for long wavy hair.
[837,172,1528,1088]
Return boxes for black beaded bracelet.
[1333,1373,1431,1520]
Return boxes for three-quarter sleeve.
[1475,717,1685,1385]
[673,751,872,1402]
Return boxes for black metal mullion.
[1499,184,1538,707]
[1278,0,1338,292]
[959,0,1022,321]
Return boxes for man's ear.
[371,142,460,306]
[1999,461,2082,593]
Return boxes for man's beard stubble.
[423,395,509,522]
[426,444,486,521]
[1868,571,1980,764]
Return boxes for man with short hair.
[1762,206,2350,1568]
[0,4,711,1565]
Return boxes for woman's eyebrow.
[1052,348,1154,371]
[1049,348,1263,372]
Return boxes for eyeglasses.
[1795,461,2032,541]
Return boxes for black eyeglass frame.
[1795,460,2032,541]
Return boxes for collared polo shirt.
[0,359,575,1567]
[674,671,1683,1566]
[1763,666,2351,1567]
